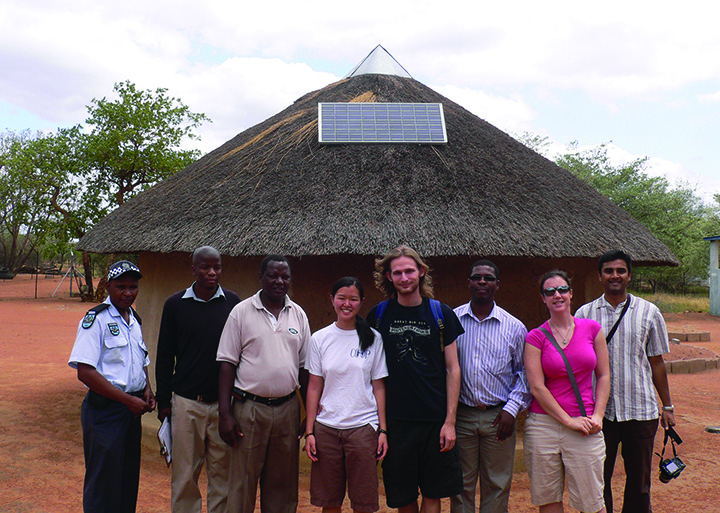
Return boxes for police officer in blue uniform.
[68,260,156,513]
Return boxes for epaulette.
[131,307,142,325]
[81,303,110,329]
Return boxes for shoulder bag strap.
[539,327,587,417]
[605,295,631,345]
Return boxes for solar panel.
[318,103,447,144]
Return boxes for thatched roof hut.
[78,73,674,265]
[77,47,676,380]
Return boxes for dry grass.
[635,292,710,313]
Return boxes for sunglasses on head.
[542,285,571,296]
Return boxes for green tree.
[19,126,107,295]
[81,80,210,299]
[517,134,720,291]
[1,81,210,298]
[84,80,210,206]
[0,131,57,272]
[554,143,714,291]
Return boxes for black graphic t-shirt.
[368,298,464,422]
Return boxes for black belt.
[459,401,505,411]
[88,389,143,409]
[178,392,218,404]
[233,388,296,406]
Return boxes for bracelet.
[304,432,314,439]
[662,405,675,412]
[378,428,388,435]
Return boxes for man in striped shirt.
[575,249,676,513]
[450,260,531,513]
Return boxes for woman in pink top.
[524,270,610,513]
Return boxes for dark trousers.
[81,393,142,513]
[603,417,659,513]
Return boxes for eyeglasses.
[542,285,571,296]
[469,275,497,283]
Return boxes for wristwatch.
[662,405,674,412]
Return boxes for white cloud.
[433,85,536,136]
[698,91,720,104]
[172,58,337,152]
[2,0,720,202]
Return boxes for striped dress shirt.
[575,294,669,422]
[454,302,531,418]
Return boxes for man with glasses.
[575,250,675,513]
[450,260,531,513]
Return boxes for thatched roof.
[77,73,678,266]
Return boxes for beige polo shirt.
[217,290,310,398]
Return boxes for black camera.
[656,427,685,483]
[658,456,686,483]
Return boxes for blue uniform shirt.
[68,298,149,393]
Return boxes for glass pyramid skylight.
[345,45,412,79]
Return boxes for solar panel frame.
[318,102,447,144]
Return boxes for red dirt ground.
[1,274,719,512]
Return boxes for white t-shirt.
[305,323,388,429]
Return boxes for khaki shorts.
[523,413,605,512]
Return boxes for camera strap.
[656,427,682,460]
[605,295,631,345]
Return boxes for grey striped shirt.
[575,294,669,422]
[454,302,531,417]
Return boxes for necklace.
[549,320,575,346]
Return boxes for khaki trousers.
[450,404,516,513]
[171,394,230,513]
[227,394,300,513]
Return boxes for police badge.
[108,323,120,336]
[82,311,96,329]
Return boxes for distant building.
[704,235,720,316]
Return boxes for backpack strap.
[376,298,446,352]
[375,300,389,330]
[429,299,445,352]
[130,307,142,325]
[539,327,587,417]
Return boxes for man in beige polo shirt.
[217,254,311,513]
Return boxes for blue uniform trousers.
[81,393,142,513]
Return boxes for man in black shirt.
[368,245,464,513]
[155,246,241,513]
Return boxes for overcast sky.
[2,0,719,202]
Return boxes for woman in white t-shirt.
[304,276,389,513]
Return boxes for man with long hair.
[369,245,464,513]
